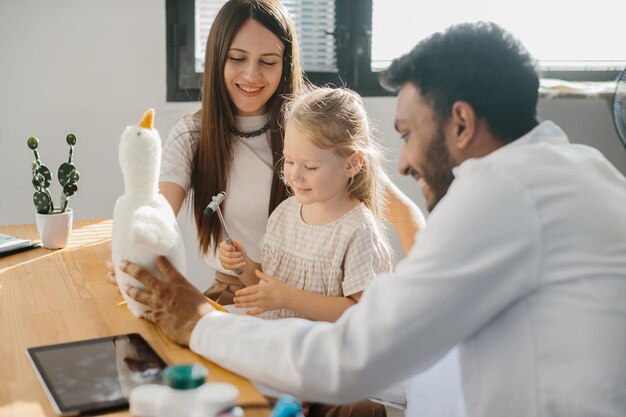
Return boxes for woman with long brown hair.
[160,0,303,304]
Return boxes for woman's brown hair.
[191,0,303,256]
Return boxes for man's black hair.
[380,22,539,142]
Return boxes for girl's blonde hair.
[283,86,391,248]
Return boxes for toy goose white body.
[111,108,186,317]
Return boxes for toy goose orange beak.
[138,108,155,129]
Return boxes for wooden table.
[0,219,268,417]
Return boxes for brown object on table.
[0,219,269,417]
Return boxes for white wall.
[2,1,625,288]
[1,0,196,225]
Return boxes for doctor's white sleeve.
[189,165,541,403]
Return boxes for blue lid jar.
[270,396,303,417]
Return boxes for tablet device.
[26,333,167,416]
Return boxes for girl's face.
[224,18,284,116]
[283,120,354,208]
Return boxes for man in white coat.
[123,22,626,417]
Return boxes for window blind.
[195,0,337,73]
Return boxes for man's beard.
[422,125,456,212]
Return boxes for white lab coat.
[190,121,626,417]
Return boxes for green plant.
[27,134,80,214]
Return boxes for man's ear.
[449,101,476,150]
[346,151,365,177]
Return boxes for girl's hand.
[218,239,246,271]
[233,270,289,315]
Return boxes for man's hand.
[233,270,289,315]
[122,256,214,346]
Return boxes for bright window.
[372,0,626,72]
[167,0,625,101]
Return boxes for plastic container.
[193,382,239,417]
[270,396,303,417]
[157,364,208,417]
[129,384,167,417]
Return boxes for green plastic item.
[162,364,208,390]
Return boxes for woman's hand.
[105,258,118,286]
[233,270,290,315]
[218,239,247,272]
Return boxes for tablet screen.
[27,333,167,416]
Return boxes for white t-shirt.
[190,121,626,417]
[160,113,274,274]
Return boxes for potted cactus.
[27,134,80,249]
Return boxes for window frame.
[167,0,201,101]
[166,0,620,102]
[166,0,392,101]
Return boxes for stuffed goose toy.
[112,108,186,317]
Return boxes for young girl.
[219,87,393,322]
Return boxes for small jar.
[157,364,208,417]
[270,396,303,417]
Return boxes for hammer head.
[203,191,226,217]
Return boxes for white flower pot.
[35,208,73,249]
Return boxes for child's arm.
[217,240,261,287]
[233,270,361,322]
[284,287,362,322]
